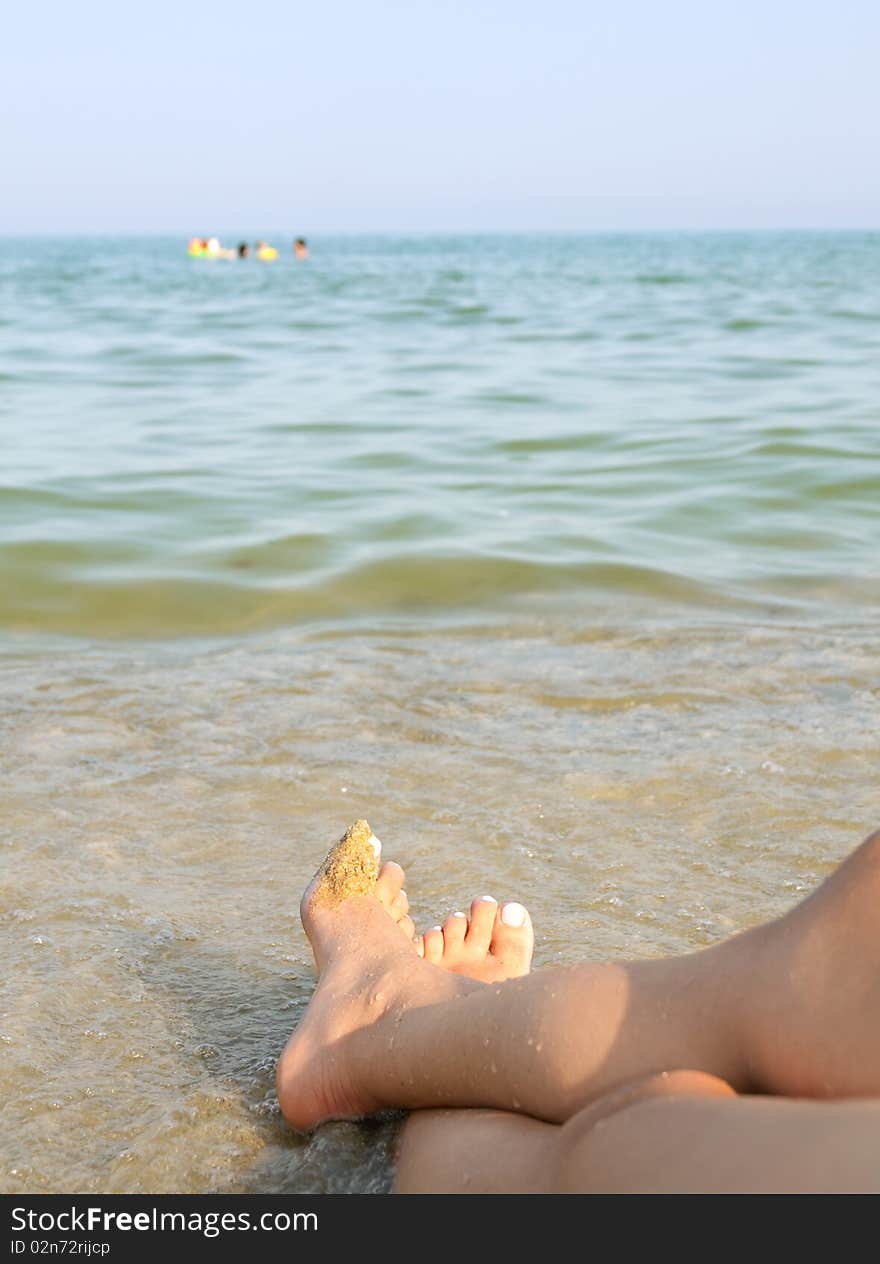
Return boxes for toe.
[398,915,416,941]
[390,889,410,921]
[465,895,497,952]
[375,861,406,908]
[489,901,534,977]
[421,926,445,966]
[442,910,468,949]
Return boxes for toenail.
[368,833,382,856]
[501,902,526,927]
[480,895,496,903]
[453,911,466,918]
[432,925,443,932]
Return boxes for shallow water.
[1,234,879,1192]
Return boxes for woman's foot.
[365,825,533,984]
[373,857,534,983]
[277,823,475,1132]
[415,896,534,982]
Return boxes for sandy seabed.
[2,618,877,1192]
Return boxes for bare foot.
[370,840,533,983]
[415,895,534,982]
[277,826,475,1132]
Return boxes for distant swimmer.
[294,237,309,260]
[238,242,250,258]
[256,241,279,261]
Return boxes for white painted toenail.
[501,902,526,928]
[432,925,442,932]
[453,911,466,918]
[368,833,382,856]
[480,895,496,903]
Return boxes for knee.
[565,1070,733,1137]
[552,1070,735,1192]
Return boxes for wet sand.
[2,618,876,1192]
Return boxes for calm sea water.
[2,234,879,1193]
[2,233,879,637]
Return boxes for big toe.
[489,901,534,978]
[299,822,411,970]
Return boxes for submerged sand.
[2,621,877,1193]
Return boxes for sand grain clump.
[313,819,382,907]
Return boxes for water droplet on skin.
[490,1062,497,1073]
[482,1037,490,1047]
[512,1097,521,1108]
[535,1043,543,1053]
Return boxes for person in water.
[256,240,278,261]
[294,237,309,260]
[277,823,880,1192]
[238,242,249,258]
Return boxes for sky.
[2,0,879,233]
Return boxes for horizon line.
[1,225,879,238]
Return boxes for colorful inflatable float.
[188,237,236,260]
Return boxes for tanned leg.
[278,829,880,1132]
[395,1072,880,1194]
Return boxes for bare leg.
[396,1109,556,1194]
[396,1072,880,1193]
[278,830,880,1131]
[395,1071,733,1193]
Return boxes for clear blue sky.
[3,0,878,232]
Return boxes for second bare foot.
[415,895,534,982]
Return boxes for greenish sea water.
[2,234,879,1194]
[2,233,878,638]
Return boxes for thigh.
[559,1075,880,1193]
